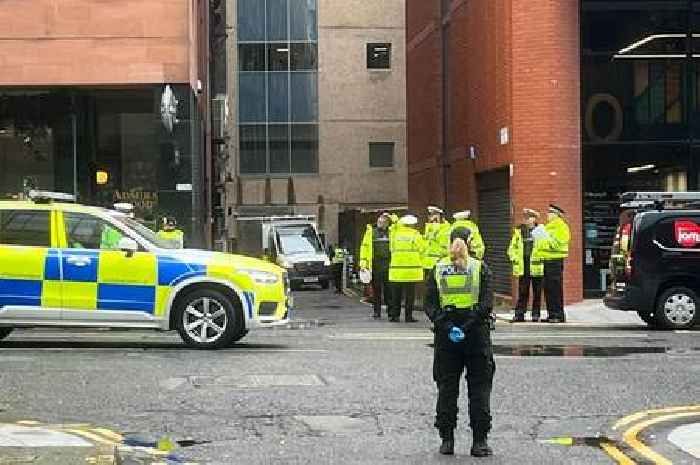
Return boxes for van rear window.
[655,217,700,249]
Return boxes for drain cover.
[191,374,325,388]
[295,416,374,434]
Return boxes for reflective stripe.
[435,257,481,309]
[97,284,155,312]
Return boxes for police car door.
[59,211,158,323]
[0,207,61,322]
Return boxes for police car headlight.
[239,269,280,285]
[323,258,331,266]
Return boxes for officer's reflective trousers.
[433,313,495,437]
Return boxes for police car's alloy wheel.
[655,287,698,330]
[176,289,240,349]
[0,327,13,341]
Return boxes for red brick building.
[407,0,582,301]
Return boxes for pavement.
[0,289,698,464]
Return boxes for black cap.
[450,226,472,244]
[549,204,565,215]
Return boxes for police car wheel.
[0,327,13,341]
[654,287,698,330]
[175,289,241,349]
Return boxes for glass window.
[268,44,290,71]
[267,0,289,41]
[290,72,318,122]
[269,124,291,173]
[239,44,267,71]
[64,212,125,250]
[290,0,318,41]
[291,124,318,173]
[655,217,700,250]
[367,43,392,69]
[290,43,317,70]
[239,73,267,123]
[240,125,267,174]
[0,210,50,247]
[369,142,395,168]
[276,225,323,254]
[268,73,290,122]
[238,0,266,41]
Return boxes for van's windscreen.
[277,226,323,255]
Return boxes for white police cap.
[399,215,419,226]
[453,210,471,220]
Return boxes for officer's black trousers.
[543,259,564,319]
[371,263,389,317]
[332,263,343,292]
[433,314,495,437]
[515,256,542,319]
[389,282,415,320]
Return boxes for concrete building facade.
[224,0,407,246]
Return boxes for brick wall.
[0,0,194,85]
[407,0,584,303]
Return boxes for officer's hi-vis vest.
[434,256,481,310]
[332,248,348,265]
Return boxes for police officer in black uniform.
[424,227,495,457]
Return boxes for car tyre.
[175,288,243,349]
[654,287,698,330]
[0,327,13,341]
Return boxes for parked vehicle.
[604,192,700,329]
[0,192,290,349]
[236,216,332,290]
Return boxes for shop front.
[582,0,700,296]
[0,85,202,245]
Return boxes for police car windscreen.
[276,226,323,255]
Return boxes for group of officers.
[347,204,571,457]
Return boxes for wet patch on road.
[492,345,697,357]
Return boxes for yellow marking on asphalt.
[15,420,40,425]
[92,427,124,443]
[623,411,700,465]
[542,437,574,446]
[613,404,700,430]
[65,428,117,446]
[600,442,636,465]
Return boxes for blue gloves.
[448,325,465,343]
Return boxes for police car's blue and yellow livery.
[0,193,290,349]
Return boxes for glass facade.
[0,86,196,242]
[237,0,319,175]
[581,1,700,295]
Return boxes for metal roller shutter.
[476,169,512,296]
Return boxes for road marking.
[668,422,700,458]
[622,411,700,465]
[0,424,91,447]
[613,405,700,430]
[328,332,649,341]
[600,442,636,465]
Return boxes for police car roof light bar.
[28,190,76,203]
[621,192,700,203]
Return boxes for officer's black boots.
[470,430,493,457]
[439,430,454,455]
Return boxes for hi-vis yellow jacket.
[507,226,544,277]
[532,216,570,261]
[388,225,425,282]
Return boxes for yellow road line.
[600,442,636,465]
[623,411,700,465]
[613,405,700,430]
[16,420,41,425]
[92,427,124,443]
[65,428,118,446]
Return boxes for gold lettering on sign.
[113,191,159,211]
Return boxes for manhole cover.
[191,374,325,388]
[295,416,375,434]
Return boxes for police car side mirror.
[117,237,139,257]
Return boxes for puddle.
[493,345,671,357]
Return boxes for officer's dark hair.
[450,226,471,244]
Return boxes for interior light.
[627,164,656,174]
[96,170,109,185]
[276,48,289,53]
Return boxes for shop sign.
[113,190,158,211]
[675,220,700,248]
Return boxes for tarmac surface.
[0,288,698,464]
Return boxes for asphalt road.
[0,288,698,464]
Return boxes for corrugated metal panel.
[477,170,512,295]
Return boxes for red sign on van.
[675,220,700,248]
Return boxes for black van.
[604,192,700,329]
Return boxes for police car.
[0,192,291,349]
